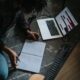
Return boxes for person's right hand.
[8,50,18,68]
[0,45,18,68]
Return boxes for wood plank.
[55,42,80,80]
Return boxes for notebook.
[17,41,46,73]
[37,7,78,40]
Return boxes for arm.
[16,11,31,32]
[0,44,18,68]
[16,11,39,40]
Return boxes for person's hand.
[26,30,39,40]
[9,51,18,68]
[1,45,18,69]
[8,49,18,68]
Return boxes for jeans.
[0,52,8,80]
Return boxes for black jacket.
[0,0,30,43]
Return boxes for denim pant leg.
[0,52,8,80]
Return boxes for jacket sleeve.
[0,39,5,51]
[15,11,31,32]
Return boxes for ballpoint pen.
[16,56,20,62]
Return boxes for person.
[0,0,47,80]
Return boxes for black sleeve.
[15,11,31,32]
[0,39,5,51]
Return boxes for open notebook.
[17,41,46,73]
[37,7,78,40]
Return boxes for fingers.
[31,33,37,40]
[11,57,17,68]
[31,32,39,40]
[26,31,39,40]
[10,54,18,68]
[32,32,39,40]
[34,32,39,40]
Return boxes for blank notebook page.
[17,41,46,73]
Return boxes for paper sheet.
[17,41,46,73]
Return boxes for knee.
[0,73,8,80]
[0,53,8,80]
[0,66,8,80]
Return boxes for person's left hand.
[26,30,39,40]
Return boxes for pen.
[16,56,20,62]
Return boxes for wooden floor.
[55,42,80,80]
